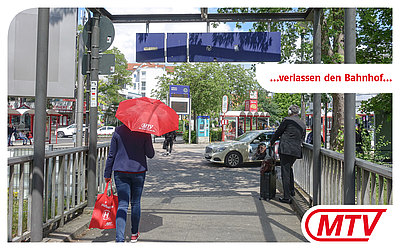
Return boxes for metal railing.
[7,142,110,242]
[293,143,393,205]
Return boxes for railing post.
[31,8,50,242]
[343,8,356,205]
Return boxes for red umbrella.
[115,97,179,136]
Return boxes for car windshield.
[234,131,259,143]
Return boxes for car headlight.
[213,146,227,153]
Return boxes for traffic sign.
[82,54,115,75]
[82,16,115,52]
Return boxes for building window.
[141,71,146,77]
[141,81,146,91]
[141,92,146,97]
[133,83,137,90]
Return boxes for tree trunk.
[330,93,345,151]
[320,9,345,151]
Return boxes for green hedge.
[183,130,197,143]
[182,128,222,143]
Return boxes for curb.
[42,209,92,242]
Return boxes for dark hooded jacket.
[270,115,306,159]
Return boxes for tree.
[360,93,392,122]
[357,8,392,64]
[217,7,392,151]
[152,63,260,119]
[98,47,132,125]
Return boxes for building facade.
[121,63,174,99]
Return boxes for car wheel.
[225,151,242,167]
[57,131,65,138]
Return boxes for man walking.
[163,130,177,156]
[270,105,306,204]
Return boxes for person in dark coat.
[270,105,306,204]
[306,129,324,145]
[163,130,177,156]
[104,124,155,243]
[8,124,15,146]
[355,123,363,154]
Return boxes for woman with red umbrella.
[104,97,178,242]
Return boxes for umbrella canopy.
[115,97,179,136]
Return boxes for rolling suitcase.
[259,146,277,200]
[259,170,276,200]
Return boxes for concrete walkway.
[43,141,307,243]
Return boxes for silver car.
[204,130,279,167]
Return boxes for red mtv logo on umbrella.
[115,97,179,136]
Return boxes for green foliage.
[360,93,392,122]
[331,125,391,164]
[257,92,283,124]
[183,130,197,143]
[357,125,391,163]
[357,8,392,63]
[217,8,392,64]
[210,128,222,142]
[270,93,302,120]
[98,47,132,125]
[217,8,313,64]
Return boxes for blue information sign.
[136,32,281,63]
[136,33,165,62]
[188,32,281,62]
[169,85,190,98]
[167,33,187,62]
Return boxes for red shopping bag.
[89,181,118,229]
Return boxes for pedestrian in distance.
[355,123,365,154]
[104,124,155,243]
[26,131,33,145]
[163,130,177,156]
[8,124,16,146]
[270,105,306,204]
[18,131,28,145]
[306,129,324,145]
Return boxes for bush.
[182,128,222,143]
[183,130,197,143]
[210,128,222,142]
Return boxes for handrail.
[293,143,392,205]
[7,142,111,242]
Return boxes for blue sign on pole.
[189,32,281,62]
[169,85,190,98]
[167,33,187,62]
[136,33,165,62]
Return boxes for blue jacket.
[104,124,155,178]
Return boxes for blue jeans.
[114,171,146,242]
